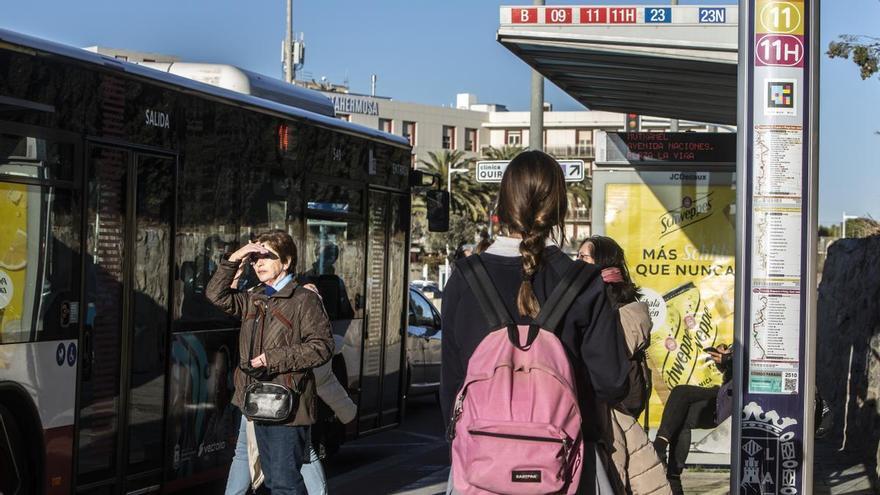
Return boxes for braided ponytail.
[517,229,548,317]
[496,151,568,318]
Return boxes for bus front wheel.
[0,404,32,495]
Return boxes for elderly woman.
[207,230,333,495]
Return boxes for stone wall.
[816,235,880,473]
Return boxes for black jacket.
[440,247,631,442]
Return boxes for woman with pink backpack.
[440,151,631,495]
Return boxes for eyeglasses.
[249,252,279,265]
[577,253,593,262]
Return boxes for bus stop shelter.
[497,5,742,464]
[496,5,738,124]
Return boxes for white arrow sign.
[476,159,585,183]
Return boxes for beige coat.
[605,302,672,495]
[607,408,672,495]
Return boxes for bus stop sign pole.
[732,0,819,493]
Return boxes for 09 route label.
[545,7,572,24]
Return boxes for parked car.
[411,279,442,299]
[407,286,442,398]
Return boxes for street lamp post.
[447,167,469,195]
[285,0,293,83]
[841,211,859,238]
[443,166,470,287]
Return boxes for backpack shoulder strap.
[457,255,515,330]
[533,260,598,334]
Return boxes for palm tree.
[418,150,492,222]
[481,145,526,161]
[566,181,591,211]
[541,150,592,246]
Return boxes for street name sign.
[475,159,586,183]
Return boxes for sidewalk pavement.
[389,463,877,495]
[682,469,730,494]
[380,441,878,495]
[813,438,878,494]
[681,439,878,494]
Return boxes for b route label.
[476,159,585,183]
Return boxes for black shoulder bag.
[240,297,300,423]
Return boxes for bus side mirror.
[410,170,439,189]
[426,190,449,232]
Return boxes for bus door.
[76,144,175,494]
[358,190,409,433]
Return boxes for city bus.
[0,28,428,494]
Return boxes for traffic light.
[426,190,450,232]
[626,113,640,132]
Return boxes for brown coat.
[206,259,334,426]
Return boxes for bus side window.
[0,132,81,344]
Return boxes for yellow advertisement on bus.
[605,181,735,427]
[0,182,27,343]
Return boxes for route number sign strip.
[501,5,738,25]
[476,160,585,183]
[734,0,817,493]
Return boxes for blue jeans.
[226,417,326,495]
[253,422,309,495]
[225,417,250,495]
[301,446,326,495]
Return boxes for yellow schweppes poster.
[605,180,735,427]
[0,182,28,343]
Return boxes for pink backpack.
[448,256,596,494]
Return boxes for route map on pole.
[747,0,807,396]
[735,0,818,493]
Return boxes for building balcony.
[545,144,594,159]
[567,207,592,223]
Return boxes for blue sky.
[3,0,878,225]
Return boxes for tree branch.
[827,35,880,80]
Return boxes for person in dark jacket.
[579,235,672,494]
[652,344,733,495]
[578,235,651,418]
[207,230,333,495]
[440,151,631,494]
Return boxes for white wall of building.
[321,91,490,165]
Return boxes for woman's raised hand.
[228,241,269,263]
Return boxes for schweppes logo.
[659,192,714,238]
